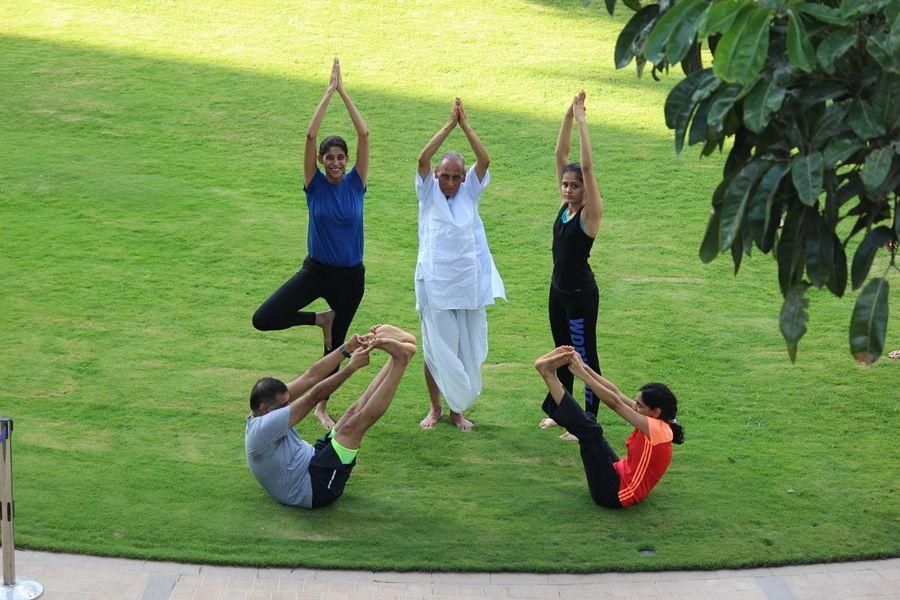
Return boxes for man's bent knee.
[333,421,365,449]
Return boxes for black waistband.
[304,256,364,272]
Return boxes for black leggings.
[252,256,365,354]
[543,391,622,509]
[548,283,601,414]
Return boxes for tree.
[599,0,899,363]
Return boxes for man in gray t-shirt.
[245,325,416,509]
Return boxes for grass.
[1,0,898,572]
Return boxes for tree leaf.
[680,39,704,75]
[787,9,816,72]
[713,6,773,85]
[664,68,719,153]
[850,226,894,290]
[811,101,849,149]
[823,135,862,167]
[871,71,900,130]
[719,159,771,250]
[689,95,713,145]
[706,83,742,132]
[827,234,848,298]
[777,206,808,295]
[791,152,824,206]
[861,146,894,193]
[840,0,865,18]
[780,283,810,363]
[668,1,711,65]
[742,72,787,133]
[731,228,744,273]
[749,162,790,248]
[644,0,706,65]
[615,5,660,69]
[849,277,889,365]
[849,98,887,138]
[605,0,616,16]
[799,80,846,106]
[700,209,721,263]
[887,0,900,22]
[623,0,643,10]
[803,214,835,288]
[815,29,857,75]
[700,0,748,38]
[823,170,840,226]
[867,31,900,74]
[797,3,850,25]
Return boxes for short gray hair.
[439,151,466,170]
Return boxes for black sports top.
[551,205,595,292]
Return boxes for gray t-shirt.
[245,405,315,508]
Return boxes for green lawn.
[1,0,897,572]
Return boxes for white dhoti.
[416,284,488,413]
[414,165,506,414]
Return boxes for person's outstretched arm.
[567,353,650,436]
[572,92,603,237]
[287,346,372,427]
[457,98,490,183]
[417,101,459,180]
[556,94,576,190]
[304,59,339,187]
[334,58,370,185]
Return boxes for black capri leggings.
[548,283,601,414]
[252,256,365,354]
[543,390,622,509]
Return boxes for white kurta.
[414,166,506,413]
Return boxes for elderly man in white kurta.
[415,98,506,432]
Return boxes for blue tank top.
[304,168,365,267]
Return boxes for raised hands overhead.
[572,89,586,123]
[455,97,490,182]
[456,97,467,127]
[450,98,461,126]
[333,57,344,93]
[327,56,343,93]
[305,57,370,186]
[555,89,602,236]
[418,98,461,178]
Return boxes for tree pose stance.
[535,346,684,508]
[540,91,605,441]
[252,58,370,429]
[414,98,506,432]
[245,326,416,509]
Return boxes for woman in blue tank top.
[252,58,370,429]
[539,90,605,440]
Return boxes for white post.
[0,418,43,600]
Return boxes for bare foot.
[314,404,336,430]
[534,346,575,376]
[371,337,417,364]
[539,417,558,429]
[450,411,475,432]
[419,409,441,429]
[316,310,335,350]
[371,324,416,344]
[559,432,578,442]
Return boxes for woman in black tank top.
[540,91,605,439]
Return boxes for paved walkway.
[9,551,899,599]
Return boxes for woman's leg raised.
[252,260,323,331]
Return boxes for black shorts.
[308,433,356,509]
